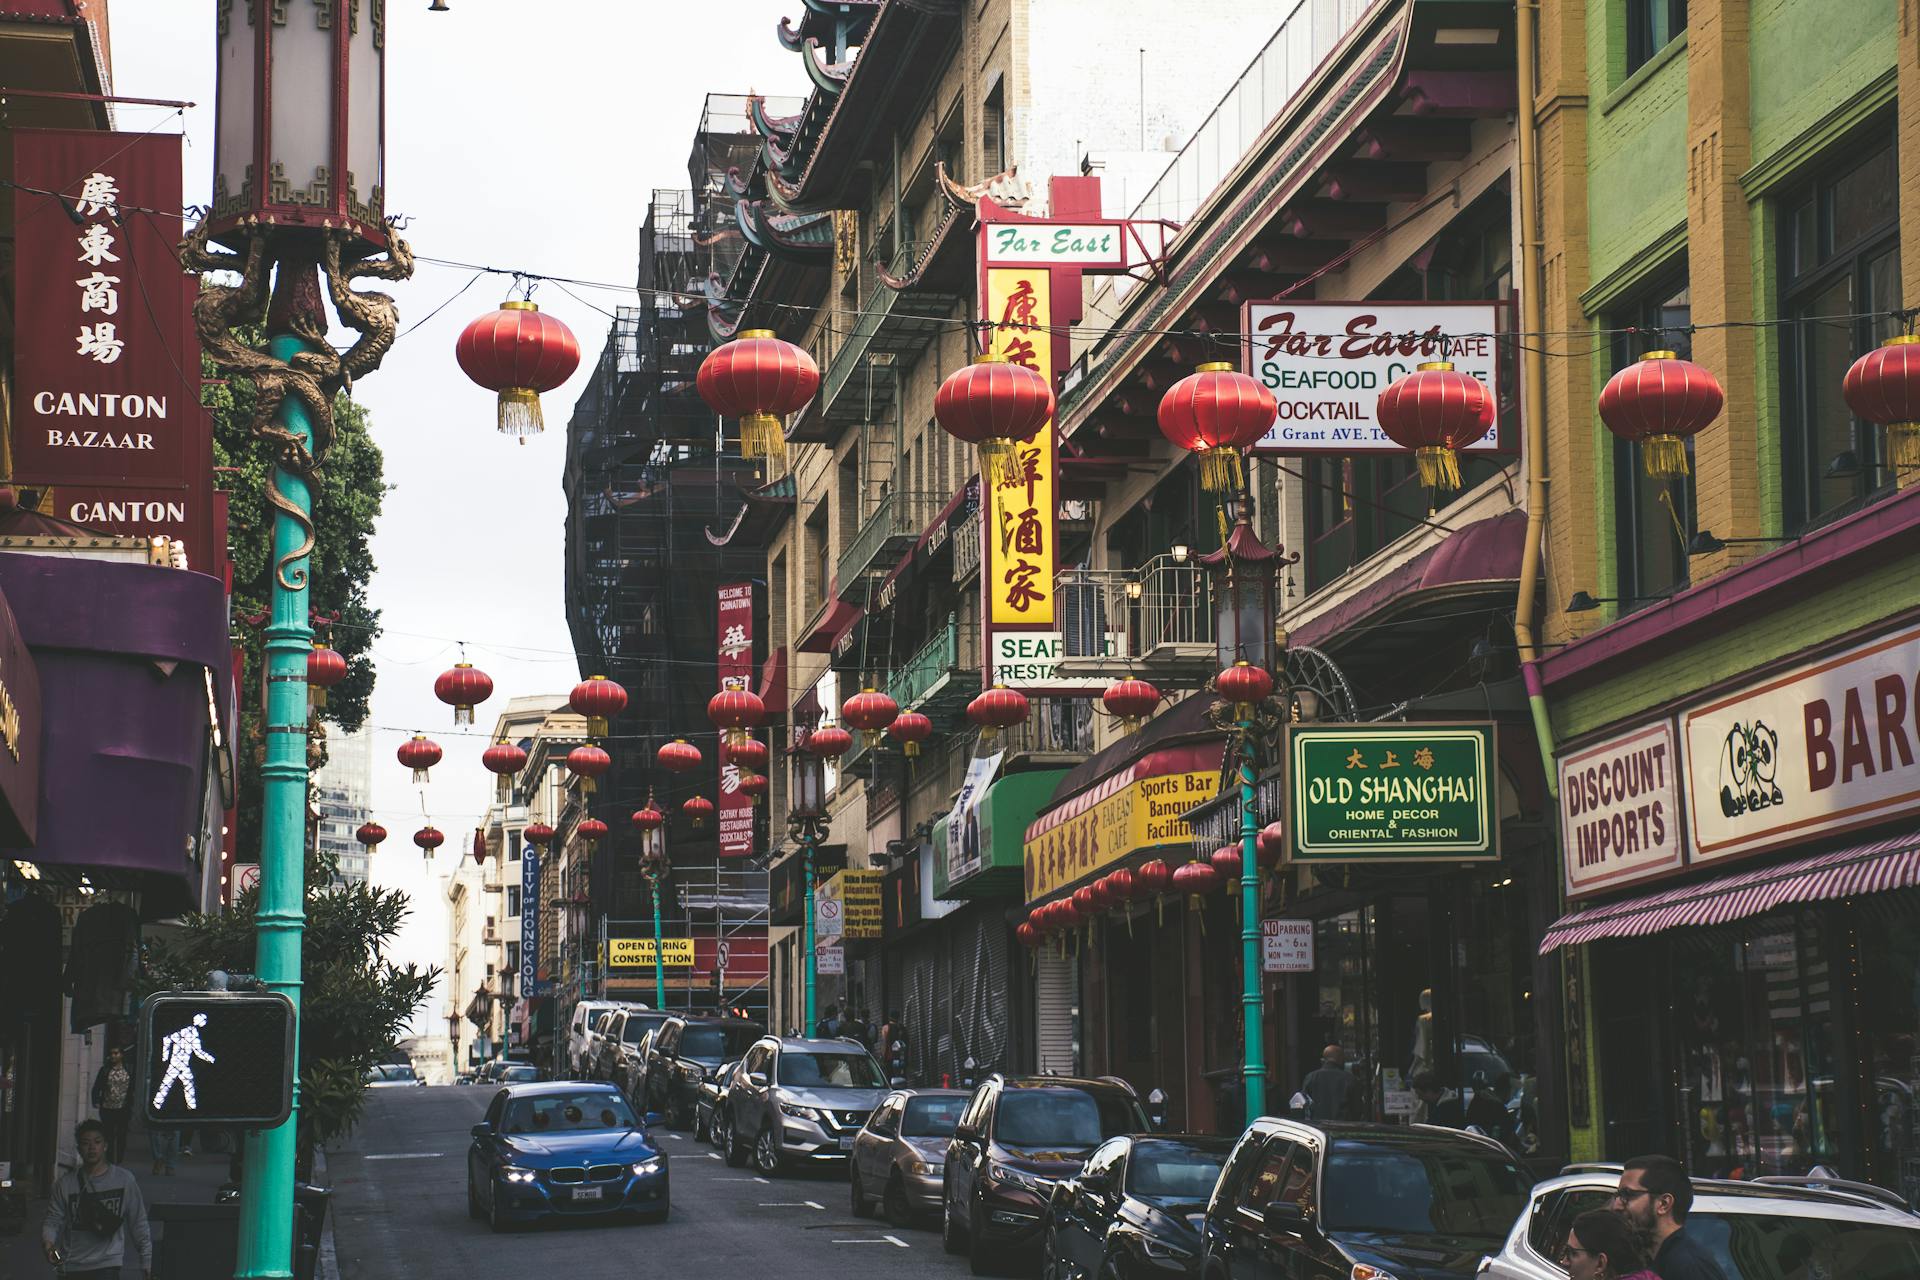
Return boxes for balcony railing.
[951,507,982,584]
[837,489,945,602]
[889,613,980,713]
[1054,558,1217,685]
[997,697,1095,760]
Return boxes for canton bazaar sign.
[1242,301,1506,456]
[1285,723,1497,861]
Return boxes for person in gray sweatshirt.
[41,1118,152,1278]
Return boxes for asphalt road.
[328,1085,979,1280]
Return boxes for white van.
[566,999,647,1077]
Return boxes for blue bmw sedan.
[467,1081,668,1231]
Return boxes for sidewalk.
[0,1117,336,1280]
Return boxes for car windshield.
[777,1052,886,1088]
[903,1097,968,1138]
[1685,1210,1920,1280]
[623,1015,665,1044]
[683,1025,762,1059]
[1321,1140,1529,1237]
[996,1089,1142,1150]
[502,1091,636,1134]
[1128,1142,1228,1199]
[501,1066,538,1082]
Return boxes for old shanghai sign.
[1286,723,1496,861]
[1558,721,1685,897]
[1242,301,1506,455]
[1682,621,1920,865]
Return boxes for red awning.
[1538,832,1920,953]
[796,599,861,653]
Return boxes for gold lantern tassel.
[1199,446,1244,493]
[496,775,511,804]
[740,412,789,471]
[588,715,609,737]
[978,439,1019,489]
[904,741,921,759]
[455,704,474,727]
[498,387,545,442]
[1886,421,1920,474]
[310,686,327,711]
[581,776,596,795]
[412,766,430,786]
[1414,445,1463,491]
[1641,434,1690,480]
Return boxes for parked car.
[601,1007,670,1090]
[1044,1135,1232,1280]
[1201,1120,1530,1280]
[695,1059,742,1144]
[466,1081,667,1232]
[943,1074,1151,1272]
[1480,1165,1920,1280]
[643,1016,764,1127]
[850,1088,970,1226]
[565,1000,641,1078]
[582,1012,620,1081]
[499,1064,545,1084]
[366,1063,422,1088]
[724,1035,889,1175]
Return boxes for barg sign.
[1558,721,1685,896]
[1242,301,1505,455]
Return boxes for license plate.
[838,1136,855,1151]
[573,1186,604,1202]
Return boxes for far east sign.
[1286,723,1497,862]
[140,991,295,1128]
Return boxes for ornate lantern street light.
[193,6,414,1266]
[789,727,842,1031]
[633,798,669,1008]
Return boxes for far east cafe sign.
[976,203,1170,694]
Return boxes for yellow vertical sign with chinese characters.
[984,269,1057,629]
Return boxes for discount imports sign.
[1285,723,1497,862]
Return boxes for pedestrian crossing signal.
[139,992,295,1128]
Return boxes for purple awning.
[1290,510,1527,650]
[1538,832,1920,953]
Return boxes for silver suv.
[1478,1165,1920,1279]
[722,1035,887,1176]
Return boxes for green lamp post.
[787,733,838,1033]
[189,6,412,1276]
[636,798,669,1009]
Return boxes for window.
[1236,1138,1299,1211]
[1625,0,1686,75]
[1320,1139,1528,1235]
[983,82,1005,176]
[1611,277,1694,603]
[505,942,519,971]
[506,885,521,918]
[1780,140,1903,532]
[993,1089,1146,1147]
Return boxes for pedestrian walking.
[42,1118,152,1279]
[1563,1208,1659,1280]
[1410,1071,1467,1127]
[1300,1044,1359,1122]
[147,1123,181,1178]
[813,1003,839,1039]
[848,1007,874,1049]
[89,1048,132,1164]
[1466,1072,1518,1146]
[1612,1155,1729,1280]
[878,1010,908,1081]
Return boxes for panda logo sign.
[140,992,295,1128]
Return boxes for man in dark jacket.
[1614,1154,1729,1280]
[1301,1044,1358,1122]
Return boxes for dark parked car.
[1201,1120,1531,1280]
[602,1008,669,1094]
[499,1064,545,1084]
[642,1016,764,1127]
[465,1081,667,1232]
[696,1059,741,1144]
[1044,1135,1231,1280]
[724,1035,889,1174]
[943,1075,1151,1273]
[850,1088,970,1226]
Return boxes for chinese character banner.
[717,582,756,858]
[983,268,1057,634]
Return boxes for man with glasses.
[1612,1155,1727,1280]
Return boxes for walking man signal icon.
[153,1012,216,1111]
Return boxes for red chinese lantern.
[1134,859,1172,898]
[738,772,768,805]
[682,795,715,829]
[570,675,628,737]
[472,830,488,866]
[842,688,900,749]
[307,642,347,709]
[413,825,444,856]
[887,710,933,758]
[806,724,854,759]
[455,301,582,441]
[1016,921,1042,948]
[933,352,1056,488]
[1257,821,1286,869]
[355,821,386,852]
[397,734,442,785]
[1171,859,1221,896]
[433,662,493,726]
[724,737,770,773]
[1374,361,1496,491]
[1072,885,1100,919]
[631,803,665,832]
[708,688,765,749]
[967,684,1029,744]
[1843,334,1920,473]
[696,328,820,465]
[1598,349,1725,479]
[1210,844,1243,882]
[1156,362,1278,492]
[657,739,703,774]
[524,822,555,847]
[577,817,609,843]
[1215,661,1274,720]
[567,744,611,794]
[1105,867,1136,903]
[1101,678,1160,732]
[1053,897,1082,930]
[482,738,528,802]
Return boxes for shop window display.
[1854,890,1920,1205]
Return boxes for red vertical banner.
[716,582,755,858]
[10,131,211,566]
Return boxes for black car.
[602,1008,670,1097]
[1044,1135,1231,1280]
[695,1059,741,1144]
[1202,1120,1531,1280]
[943,1075,1151,1274]
[642,1016,764,1127]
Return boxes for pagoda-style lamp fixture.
[787,738,834,1031]
[1197,517,1289,674]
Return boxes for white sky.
[110,2,807,1034]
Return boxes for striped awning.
[1538,832,1920,953]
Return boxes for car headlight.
[909,1160,940,1176]
[499,1166,538,1184]
[1140,1237,1195,1261]
[780,1101,823,1121]
[989,1161,1053,1193]
[631,1157,664,1177]
[1350,1266,1400,1280]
